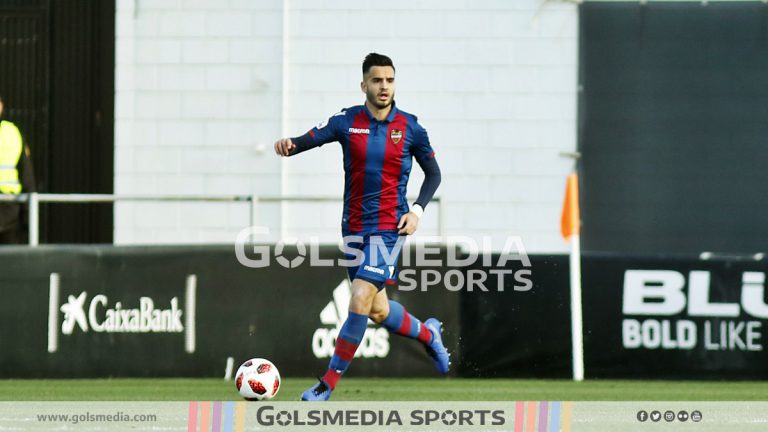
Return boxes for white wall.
[115,0,578,252]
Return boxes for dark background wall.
[0,0,114,243]
[0,245,461,378]
[3,245,766,380]
[579,2,768,254]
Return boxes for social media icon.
[650,411,661,422]
[678,411,689,422]
[637,410,649,422]
[691,410,702,422]
[664,411,675,422]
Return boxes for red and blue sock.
[381,300,433,345]
[322,311,368,390]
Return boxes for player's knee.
[368,308,387,324]
[349,282,378,314]
[369,298,390,323]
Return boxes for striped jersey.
[304,103,436,233]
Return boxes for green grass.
[2,378,767,401]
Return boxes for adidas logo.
[311,279,390,359]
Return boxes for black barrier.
[0,245,459,378]
[458,252,768,379]
[582,253,768,379]
[2,246,767,379]
[459,255,571,378]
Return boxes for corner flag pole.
[560,162,584,382]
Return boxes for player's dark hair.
[362,53,395,75]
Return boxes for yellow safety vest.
[0,120,23,194]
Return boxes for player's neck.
[365,101,392,122]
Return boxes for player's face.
[361,66,395,109]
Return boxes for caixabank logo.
[59,292,183,334]
[311,279,389,359]
[46,273,197,354]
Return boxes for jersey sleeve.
[307,110,345,145]
[289,111,345,156]
[411,122,436,163]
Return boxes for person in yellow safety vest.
[0,94,36,244]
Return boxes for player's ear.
[360,81,365,92]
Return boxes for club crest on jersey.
[390,130,403,144]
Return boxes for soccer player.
[273,53,448,401]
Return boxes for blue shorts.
[343,230,404,290]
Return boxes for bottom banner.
[2,401,768,431]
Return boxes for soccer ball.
[235,358,281,401]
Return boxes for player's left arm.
[398,125,441,235]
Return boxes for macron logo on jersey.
[348,127,370,134]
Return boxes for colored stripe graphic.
[549,401,561,432]
[538,401,548,432]
[187,401,198,432]
[514,401,525,432]
[192,399,567,432]
[526,401,537,432]
[212,401,222,432]
[200,401,210,432]
[223,402,234,432]
[562,401,573,432]
[235,402,246,432]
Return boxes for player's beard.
[367,90,393,110]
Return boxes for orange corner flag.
[561,173,580,239]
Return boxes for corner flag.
[561,173,580,239]
[561,173,584,382]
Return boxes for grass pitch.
[1,378,766,401]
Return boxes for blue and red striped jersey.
[303,103,436,233]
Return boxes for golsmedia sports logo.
[235,228,534,292]
[311,280,389,359]
[254,405,505,427]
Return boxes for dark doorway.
[579,2,768,254]
[0,0,114,243]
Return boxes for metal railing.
[0,193,444,246]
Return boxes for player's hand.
[274,138,295,156]
[397,212,419,235]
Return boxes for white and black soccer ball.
[235,358,281,401]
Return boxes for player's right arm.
[273,110,345,157]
